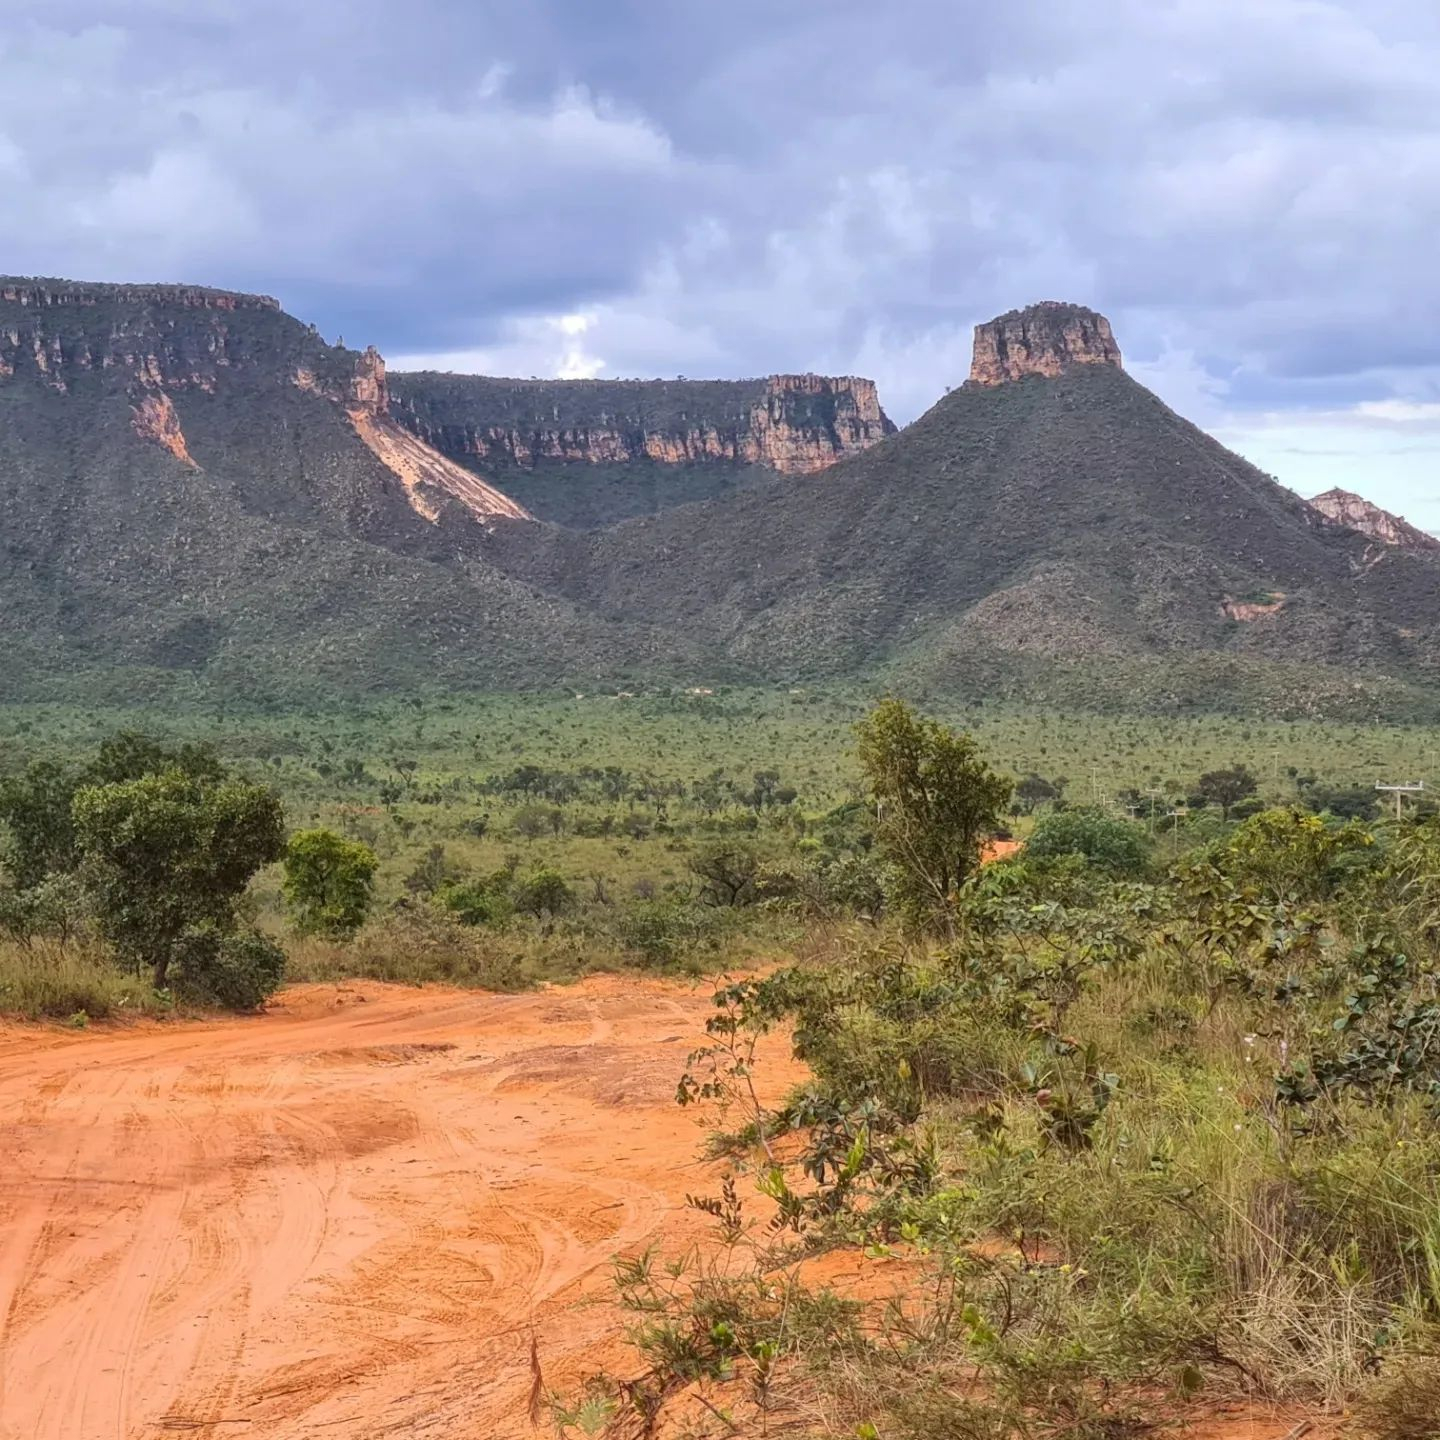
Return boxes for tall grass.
[0,939,166,1020]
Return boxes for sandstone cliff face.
[1309,488,1440,554]
[0,277,530,527]
[389,372,894,476]
[968,301,1122,386]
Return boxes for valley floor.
[0,979,1333,1440]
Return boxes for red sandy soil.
[0,976,1333,1440]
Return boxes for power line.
[1376,781,1424,822]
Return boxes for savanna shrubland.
[0,714,862,1017]
[555,708,1440,1440]
[9,699,1440,1436]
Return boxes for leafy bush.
[1211,805,1376,903]
[612,897,736,969]
[436,872,515,927]
[512,867,573,917]
[173,927,287,1010]
[1025,806,1152,876]
[0,873,90,946]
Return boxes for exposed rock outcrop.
[1221,592,1287,622]
[130,391,195,467]
[389,372,895,476]
[347,403,532,526]
[1309,488,1440,554]
[968,301,1122,386]
[0,278,298,395]
[295,345,530,524]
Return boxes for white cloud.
[1355,399,1440,423]
[14,0,1440,522]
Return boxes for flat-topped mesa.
[0,275,530,528]
[968,301,1122,386]
[388,372,895,476]
[1309,488,1440,554]
[0,277,281,312]
[0,273,327,396]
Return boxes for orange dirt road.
[0,976,792,1440]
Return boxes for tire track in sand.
[0,975,802,1439]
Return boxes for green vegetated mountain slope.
[1,280,1436,716]
[489,309,1440,717]
[0,279,671,700]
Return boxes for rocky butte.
[967,300,1123,385]
[1308,487,1440,555]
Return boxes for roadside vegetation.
[540,698,1440,1440]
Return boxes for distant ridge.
[1,282,1438,717]
[491,301,1440,718]
[1309,487,1440,555]
[0,276,282,310]
[0,275,629,696]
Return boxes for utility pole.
[1376,782,1425,822]
[1143,787,1164,833]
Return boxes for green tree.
[282,828,378,939]
[438,871,515,927]
[0,761,81,888]
[1014,773,1064,815]
[1214,806,1375,904]
[854,698,1012,934]
[513,868,574,917]
[1196,764,1258,819]
[1025,807,1152,877]
[688,842,759,907]
[72,770,285,989]
[0,733,226,889]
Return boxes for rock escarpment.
[1309,488,1440,555]
[968,301,1122,386]
[0,279,289,398]
[0,277,529,527]
[389,373,894,476]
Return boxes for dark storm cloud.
[8,0,1440,429]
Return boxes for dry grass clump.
[0,938,163,1021]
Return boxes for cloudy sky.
[9,0,1440,525]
